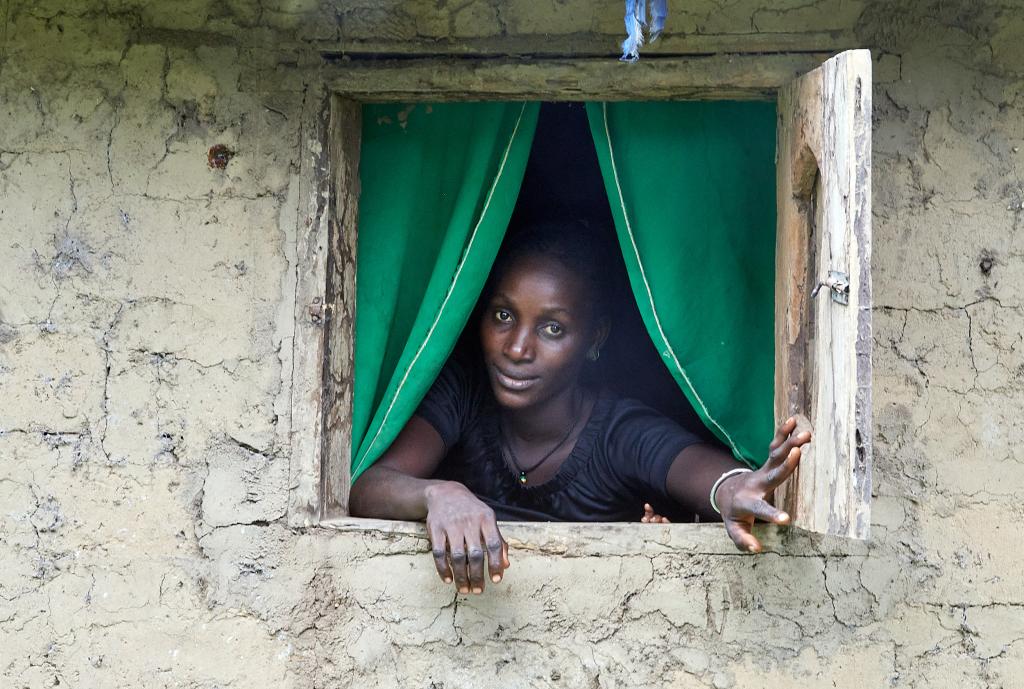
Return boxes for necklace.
[500,390,583,486]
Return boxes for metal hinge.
[308,297,333,324]
[811,271,850,305]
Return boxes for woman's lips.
[492,366,538,391]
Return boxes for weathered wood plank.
[321,97,362,520]
[774,50,872,539]
[288,88,333,528]
[326,54,833,101]
[324,33,856,58]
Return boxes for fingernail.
[778,512,790,523]
[472,587,482,594]
[492,574,501,583]
[459,587,469,594]
[444,577,452,584]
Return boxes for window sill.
[319,517,868,557]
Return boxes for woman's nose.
[504,326,534,362]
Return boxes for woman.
[350,224,810,595]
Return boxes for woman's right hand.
[424,482,510,594]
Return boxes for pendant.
[518,471,528,486]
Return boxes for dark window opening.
[451,103,723,519]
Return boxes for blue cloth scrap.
[621,0,668,62]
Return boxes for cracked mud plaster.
[3,0,1024,687]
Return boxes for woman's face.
[480,253,605,412]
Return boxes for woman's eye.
[542,323,563,337]
[494,309,512,323]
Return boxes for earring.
[588,346,601,362]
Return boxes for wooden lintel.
[326,54,834,102]
[322,33,855,60]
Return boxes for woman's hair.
[486,218,620,323]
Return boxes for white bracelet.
[710,467,753,514]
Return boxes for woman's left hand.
[713,417,811,553]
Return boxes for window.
[286,51,872,541]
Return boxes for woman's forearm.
[348,415,450,520]
[349,465,453,520]
[666,443,748,521]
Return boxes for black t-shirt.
[415,358,702,521]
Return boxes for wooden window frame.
[286,52,873,542]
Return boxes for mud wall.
[2,1,1023,687]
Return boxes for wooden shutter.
[774,50,872,539]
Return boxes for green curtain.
[586,101,777,466]
[351,102,540,481]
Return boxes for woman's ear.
[588,318,611,361]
